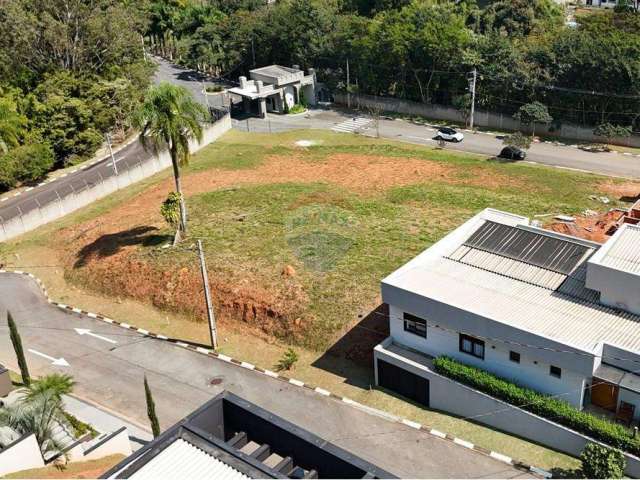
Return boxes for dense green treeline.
[148,0,640,131]
[0,0,154,190]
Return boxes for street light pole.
[105,133,118,175]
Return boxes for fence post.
[55,189,64,215]
[16,205,26,234]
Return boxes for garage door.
[378,360,429,407]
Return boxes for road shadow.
[311,304,389,389]
[74,226,170,268]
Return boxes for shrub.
[160,192,181,228]
[432,356,640,456]
[275,348,298,371]
[289,104,306,114]
[580,443,625,479]
[503,131,531,150]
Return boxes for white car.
[435,127,464,143]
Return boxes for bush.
[160,192,181,228]
[0,143,54,191]
[503,131,531,150]
[275,348,298,371]
[288,104,306,114]
[580,443,625,479]
[432,356,640,456]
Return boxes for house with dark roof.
[375,208,640,421]
[103,391,394,480]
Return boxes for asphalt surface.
[234,109,640,179]
[0,272,534,479]
[0,140,151,226]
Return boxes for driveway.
[0,272,534,478]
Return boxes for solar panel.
[464,221,592,275]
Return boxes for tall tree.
[144,374,161,438]
[514,101,553,139]
[7,311,30,386]
[134,82,206,235]
[0,96,27,153]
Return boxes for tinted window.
[550,366,562,378]
[509,351,520,363]
[403,312,427,338]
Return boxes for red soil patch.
[546,210,625,243]
[598,181,640,201]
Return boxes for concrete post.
[239,76,247,89]
[258,98,267,118]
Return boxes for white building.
[228,65,316,118]
[374,208,640,421]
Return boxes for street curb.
[0,134,139,204]
[1,269,551,478]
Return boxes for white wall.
[0,116,231,242]
[283,85,295,108]
[81,428,132,462]
[0,434,45,476]
[374,340,640,478]
[389,305,587,407]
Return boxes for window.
[459,334,485,359]
[550,365,562,378]
[509,351,520,363]
[403,312,427,338]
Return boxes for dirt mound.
[72,255,310,341]
[546,210,625,243]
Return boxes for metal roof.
[464,221,593,275]
[383,210,640,355]
[599,224,640,274]
[130,439,249,480]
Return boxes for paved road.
[0,140,152,229]
[234,109,640,179]
[0,273,533,478]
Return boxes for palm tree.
[0,375,75,458]
[134,82,207,235]
[0,96,26,153]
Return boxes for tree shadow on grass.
[311,304,389,389]
[74,226,171,268]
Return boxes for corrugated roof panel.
[393,256,640,353]
[464,221,594,275]
[130,439,250,480]
[600,225,640,274]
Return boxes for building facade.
[375,208,640,422]
[229,65,316,118]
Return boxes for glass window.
[403,312,427,338]
[550,365,562,378]
[509,351,520,363]
[459,334,485,359]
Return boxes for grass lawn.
[2,128,636,471]
[3,454,125,479]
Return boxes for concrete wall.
[374,339,640,477]
[389,305,586,407]
[80,427,132,462]
[335,92,640,148]
[0,366,11,397]
[0,115,231,243]
[0,433,45,476]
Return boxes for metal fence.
[0,114,232,242]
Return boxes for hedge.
[432,356,640,456]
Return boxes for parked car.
[435,127,464,142]
[498,146,527,160]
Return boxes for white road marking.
[331,117,372,133]
[74,328,117,344]
[28,349,70,367]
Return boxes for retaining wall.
[374,338,640,477]
[0,115,231,242]
[336,92,640,148]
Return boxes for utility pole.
[105,133,118,175]
[346,58,350,110]
[469,68,477,130]
[197,240,217,349]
